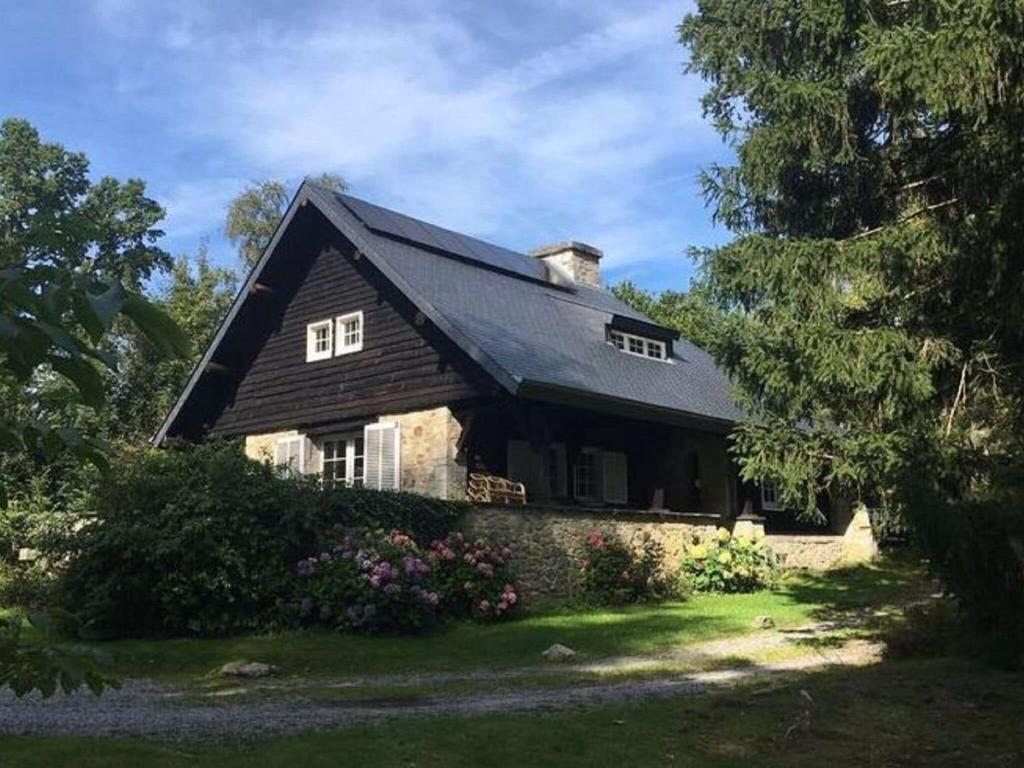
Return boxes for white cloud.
[92,0,724,281]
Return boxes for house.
[156,182,876,585]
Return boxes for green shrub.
[0,560,53,608]
[298,530,441,634]
[901,456,1024,668]
[326,486,466,543]
[680,528,777,593]
[57,442,469,638]
[426,532,519,619]
[577,530,668,604]
[297,530,520,633]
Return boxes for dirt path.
[0,633,881,740]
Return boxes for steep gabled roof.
[155,182,743,445]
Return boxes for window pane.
[610,332,625,350]
[353,436,365,485]
[646,341,664,359]
[575,452,597,499]
[343,318,361,346]
[322,439,347,487]
[628,337,644,355]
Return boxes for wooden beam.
[249,282,277,297]
[204,361,233,376]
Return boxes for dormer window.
[306,320,334,362]
[609,330,667,361]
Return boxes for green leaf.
[50,355,105,408]
[84,280,128,337]
[121,294,189,358]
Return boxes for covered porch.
[457,399,741,518]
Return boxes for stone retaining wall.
[463,504,879,597]
[765,535,847,570]
[461,506,723,598]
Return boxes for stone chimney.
[529,241,603,289]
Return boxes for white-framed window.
[335,311,364,355]
[274,435,308,475]
[321,434,365,488]
[761,482,784,511]
[363,421,401,491]
[609,330,667,361]
[574,447,601,501]
[306,320,334,362]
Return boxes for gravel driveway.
[0,638,880,741]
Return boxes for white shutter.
[602,451,628,505]
[364,422,401,491]
[274,440,288,467]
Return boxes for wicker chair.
[467,472,527,505]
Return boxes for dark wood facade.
[168,207,496,440]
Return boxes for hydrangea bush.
[577,530,668,604]
[426,532,519,619]
[297,529,519,633]
[679,528,778,593]
[297,530,440,634]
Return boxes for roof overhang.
[516,379,737,435]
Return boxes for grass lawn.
[74,555,926,683]
[2,656,1021,767]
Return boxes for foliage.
[54,441,468,638]
[576,530,667,604]
[297,530,441,634]
[297,530,520,634]
[106,245,236,442]
[325,486,469,545]
[0,118,170,288]
[0,118,189,695]
[680,1,1024,515]
[426,532,519,619]
[680,2,1024,654]
[225,173,347,267]
[680,528,777,594]
[900,450,1024,667]
[0,560,53,608]
[611,281,724,351]
[0,612,117,698]
[57,442,333,638]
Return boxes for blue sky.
[1,0,734,292]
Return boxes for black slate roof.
[311,185,744,428]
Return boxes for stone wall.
[463,503,879,597]
[241,406,467,498]
[379,406,465,500]
[244,429,299,464]
[765,535,847,570]
[462,505,722,598]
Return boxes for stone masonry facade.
[380,406,466,500]
[242,406,466,500]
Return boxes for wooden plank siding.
[170,207,496,440]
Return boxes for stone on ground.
[753,615,775,630]
[216,661,280,678]
[542,644,576,662]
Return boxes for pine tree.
[681,1,1024,659]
